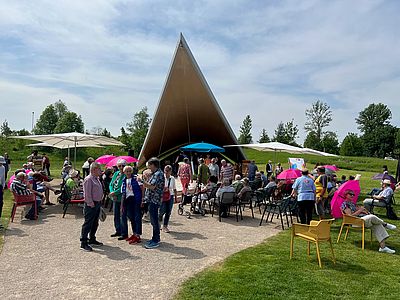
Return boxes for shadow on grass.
[158,241,206,259]
[92,244,141,261]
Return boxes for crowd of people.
[1,149,399,255]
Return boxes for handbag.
[99,207,107,222]
[162,178,171,202]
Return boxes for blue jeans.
[148,202,160,243]
[121,197,142,236]
[113,201,121,234]
[80,202,101,242]
[159,196,174,226]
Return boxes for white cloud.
[0,0,399,146]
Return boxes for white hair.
[117,159,127,166]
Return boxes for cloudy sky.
[1,0,399,144]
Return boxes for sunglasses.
[347,193,355,196]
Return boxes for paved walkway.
[0,181,280,299]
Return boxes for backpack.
[386,206,398,220]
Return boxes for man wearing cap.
[363,179,394,212]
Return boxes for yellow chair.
[290,219,336,268]
[337,214,372,252]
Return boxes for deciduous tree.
[340,133,364,156]
[54,112,84,133]
[126,107,151,153]
[304,100,333,149]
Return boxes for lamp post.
[31,111,34,132]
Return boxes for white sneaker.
[385,223,397,230]
[163,226,170,233]
[379,246,396,254]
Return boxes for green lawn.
[175,211,400,300]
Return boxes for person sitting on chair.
[10,172,42,220]
[237,177,252,199]
[216,178,235,218]
[363,179,393,212]
[192,175,218,212]
[66,169,84,200]
[341,189,396,254]
[231,174,243,194]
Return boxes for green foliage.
[303,131,322,149]
[340,133,364,156]
[54,99,68,119]
[394,129,400,158]
[33,104,59,134]
[273,119,299,146]
[238,115,253,144]
[321,131,339,154]
[0,120,13,137]
[258,129,270,143]
[126,107,151,153]
[118,127,131,151]
[88,126,111,137]
[304,100,333,142]
[356,103,396,158]
[13,128,30,136]
[356,103,392,133]
[54,111,84,133]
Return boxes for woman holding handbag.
[159,165,177,233]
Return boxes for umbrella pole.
[74,137,77,168]
[67,146,70,164]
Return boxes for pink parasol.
[95,154,116,164]
[323,165,339,171]
[277,169,301,180]
[106,155,138,168]
[330,180,361,218]
[7,169,31,189]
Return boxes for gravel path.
[0,181,280,299]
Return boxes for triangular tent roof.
[139,34,246,165]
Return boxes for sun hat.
[69,169,79,178]
[383,179,392,185]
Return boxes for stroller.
[177,183,219,218]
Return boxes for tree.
[54,100,68,119]
[356,103,391,133]
[33,104,59,134]
[356,103,394,157]
[89,126,111,137]
[13,128,30,136]
[126,107,151,153]
[119,127,131,151]
[258,129,270,143]
[273,119,299,146]
[394,128,400,158]
[238,115,253,144]
[304,100,333,149]
[340,133,364,156]
[0,120,13,137]
[303,131,322,150]
[321,131,339,154]
[54,112,84,133]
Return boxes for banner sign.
[288,158,305,170]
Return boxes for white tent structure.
[13,132,124,166]
[224,142,338,164]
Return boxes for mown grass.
[175,212,400,300]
